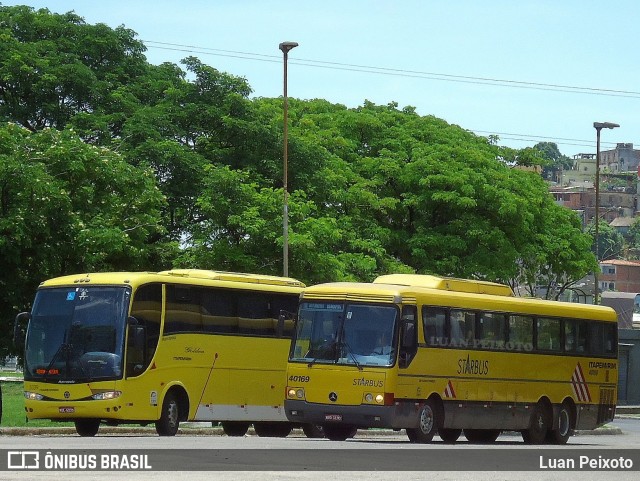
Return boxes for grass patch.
[1,380,73,428]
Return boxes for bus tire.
[75,419,100,437]
[406,400,438,443]
[302,424,325,438]
[253,422,293,437]
[547,403,572,445]
[323,424,354,441]
[522,401,550,444]
[155,392,180,436]
[439,428,462,443]
[222,421,250,437]
[464,429,500,443]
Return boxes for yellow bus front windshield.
[24,286,130,383]
[290,302,398,367]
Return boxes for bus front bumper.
[285,399,418,429]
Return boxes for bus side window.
[450,310,465,345]
[478,312,506,349]
[201,288,239,334]
[128,283,162,377]
[588,322,614,356]
[399,305,417,367]
[165,285,202,334]
[536,317,561,352]
[565,319,588,353]
[422,307,446,346]
[508,315,533,351]
[564,319,577,352]
[603,323,617,356]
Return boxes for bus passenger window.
[508,315,533,351]
[165,285,202,333]
[536,318,561,352]
[589,323,606,355]
[238,294,275,336]
[450,310,475,347]
[422,307,446,346]
[478,312,506,349]
[603,324,617,356]
[564,319,588,353]
[201,288,239,334]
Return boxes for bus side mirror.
[14,312,31,347]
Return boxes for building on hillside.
[599,259,640,293]
[610,216,637,237]
[549,185,633,227]
[600,143,640,173]
[559,153,596,187]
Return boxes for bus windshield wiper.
[43,341,71,381]
[340,338,363,371]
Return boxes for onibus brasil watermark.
[7,451,151,471]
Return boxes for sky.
[2,0,639,155]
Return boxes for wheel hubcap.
[420,406,434,433]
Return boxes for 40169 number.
[288,375,310,383]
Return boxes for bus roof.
[38,270,305,291]
[301,277,617,322]
[374,274,513,297]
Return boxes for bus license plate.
[324,414,342,421]
[59,407,75,413]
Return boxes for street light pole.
[593,121,619,304]
[279,41,298,278]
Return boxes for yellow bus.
[15,269,320,437]
[285,274,618,444]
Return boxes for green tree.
[533,142,572,180]
[0,5,148,137]
[0,123,169,356]
[585,220,624,261]
[515,204,598,299]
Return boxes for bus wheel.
[547,403,572,445]
[464,429,500,443]
[155,392,180,436]
[439,428,462,443]
[75,419,100,437]
[406,400,438,443]
[302,424,325,438]
[253,422,293,437]
[522,401,549,444]
[323,424,355,441]
[221,421,250,437]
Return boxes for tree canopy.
[0,5,598,354]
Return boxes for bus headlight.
[24,391,44,401]
[287,388,305,399]
[91,391,122,400]
[363,393,385,404]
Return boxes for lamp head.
[279,41,299,54]
[593,122,620,130]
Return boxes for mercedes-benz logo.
[329,392,338,402]
[64,391,70,399]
